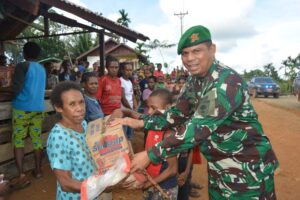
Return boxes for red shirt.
[145,130,164,177]
[96,75,122,115]
[154,70,164,78]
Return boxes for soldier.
[112,25,279,199]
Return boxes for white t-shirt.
[120,77,134,109]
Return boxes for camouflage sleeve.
[143,80,197,131]
[147,74,246,163]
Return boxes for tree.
[263,63,280,81]
[65,32,96,58]
[145,39,176,69]
[116,9,131,43]
[5,10,68,62]
[280,55,300,93]
[135,42,150,65]
[242,69,265,81]
[116,9,131,27]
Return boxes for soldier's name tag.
[197,90,216,116]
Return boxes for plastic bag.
[81,153,130,200]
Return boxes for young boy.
[110,89,178,200]
[81,72,104,122]
[96,55,121,116]
[142,89,178,200]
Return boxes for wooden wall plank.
[0,132,49,163]
[0,113,60,144]
[0,99,54,121]
[0,152,49,179]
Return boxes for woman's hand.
[106,109,123,125]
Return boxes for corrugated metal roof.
[0,0,149,42]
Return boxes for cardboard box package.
[85,116,129,175]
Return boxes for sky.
[62,0,300,75]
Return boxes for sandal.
[10,174,31,190]
[189,188,201,198]
[190,181,204,190]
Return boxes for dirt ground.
[8,95,300,200]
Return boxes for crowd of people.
[0,24,278,200]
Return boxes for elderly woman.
[47,82,120,200]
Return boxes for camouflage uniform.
[143,62,279,199]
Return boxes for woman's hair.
[50,81,83,108]
[149,88,173,105]
[81,72,98,83]
[118,61,133,77]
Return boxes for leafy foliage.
[116,9,131,27]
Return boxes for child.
[110,89,178,200]
[142,89,178,200]
[96,55,121,116]
[81,72,104,122]
[142,76,156,115]
[165,76,175,92]
[155,76,166,89]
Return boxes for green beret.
[177,25,212,55]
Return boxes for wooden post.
[98,30,105,76]
[0,41,4,54]
[44,16,49,36]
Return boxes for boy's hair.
[148,75,157,82]
[23,42,41,59]
[50,81,83,108]
[150,88,173,105]
[105,55,118,68]
[81,72,98,83]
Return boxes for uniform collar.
[194,61,217,81]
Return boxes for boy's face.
[56,89,85,125]
[179,79,185,88]
[147,96,168,115]
[148,78,156,89]
[84,76,98,95]
[144,70,152,78]
[123,64,133,78]
[158,76,164,83]
[107,61,119,77]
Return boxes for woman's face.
[84,77,98,95]
[56,89,85,125]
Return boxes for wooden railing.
[0,99,59,178]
